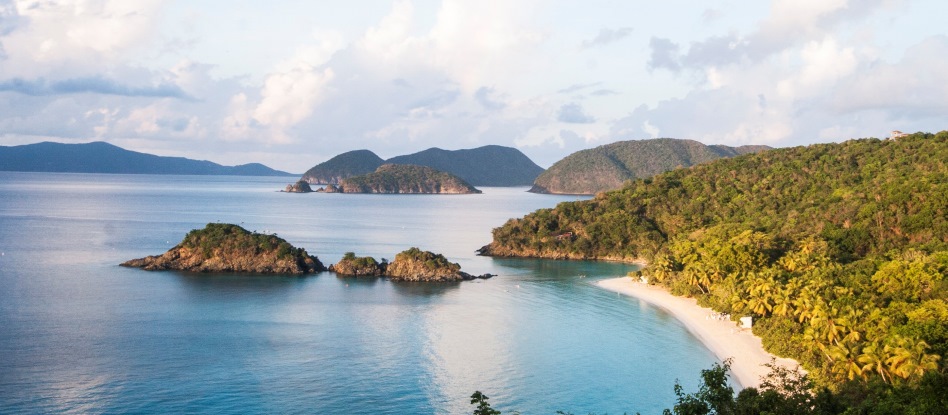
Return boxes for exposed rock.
[329,252,386,276]
[385,247,492,281]
[316,184,342,193]
[331,249,493,282]
[284,180,314,193]
[121,223,324,274]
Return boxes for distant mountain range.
[301,145,544,187]
[530,138,771,195]
[0,141,293,176]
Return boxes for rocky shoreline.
[123,224,492,282]
[330,249,494,282]
[121,223,324,274]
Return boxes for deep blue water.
[0,173,718,414]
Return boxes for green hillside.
[483,132,948,389]
[301,149,384,184]
[301,145,544,187]
[387,145,544,186]
[340,164,481,194]
[530,138,769,194]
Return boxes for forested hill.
[529,138,769,195]
[386,145,544,186]
[0,141,292,176]
[484,131,947,388]
[338,164,481,194]
[301,145,544,187]
[301,149,385,184]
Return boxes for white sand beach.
[597,277,801,389]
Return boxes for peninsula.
[482,131,948,391]
[121,223,325,274]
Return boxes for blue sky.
[1,0,946,172]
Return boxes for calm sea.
[0,173,718,414]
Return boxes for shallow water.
[0,173,718,414]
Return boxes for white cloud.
[1,0,166,77]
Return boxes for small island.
[283,180,314,193]
[121,223,325,274]
[325,164,481,194]
[330,248,493,282]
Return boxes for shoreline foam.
[596,277,801,389]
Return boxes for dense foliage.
[471,360,948,414]
[341,164,481,194]
[182,223,312,262]
[486,133,948,391]
[301,149,385,184]
[394,247,461,272]
[530,138,769,195]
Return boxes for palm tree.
[885,337,941,382]
[858,341,891,383]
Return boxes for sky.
[0,0,946,172]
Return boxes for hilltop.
[482,131,948,389]
[0,141,293,176]
[300,149,385,184]
[530,138,769,194]
[301,145,543,187]
[336,164,481,194]
[387,145,544,186]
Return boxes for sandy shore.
[597,277,801,389]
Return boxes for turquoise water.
[0,173,718,414]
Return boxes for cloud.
[0,76,190,99]
[580,27,633,49]
[557,102,596,124]
[0,0,166,78]
[475,86,506,110]
[590,89,618,96]
[647,37,680,72]
[557,82,601,94]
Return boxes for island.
[330,248,493,282]
[121,223,325,274]
[283,180,314,193]
[328,164,481,194]
[300,145,544,187]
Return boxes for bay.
[0,172,718,414]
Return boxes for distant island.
[0,141,294,176]
[319,164,481,194]
[121,223,325,274]
[301,145,544,187]
[529,138,770,195]
[283,180,314,193]
[330,248,493,282]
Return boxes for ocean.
[0,172,718,414]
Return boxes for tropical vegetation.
[482,132,947,405]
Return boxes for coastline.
[596,277,801,389]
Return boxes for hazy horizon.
[1,1,945,172]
